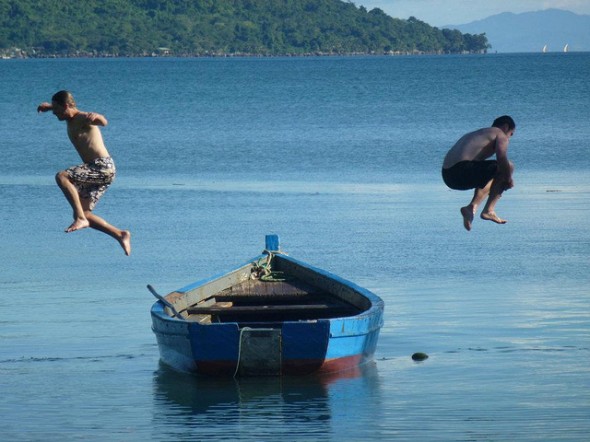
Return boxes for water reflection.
[152,362,381,440]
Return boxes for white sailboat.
[542,44,548,53]
[563,44,569,53]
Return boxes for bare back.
[443,127,505,169]
[67,112,110,163]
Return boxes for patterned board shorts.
[66,157,116,210]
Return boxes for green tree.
[0,0,489,56]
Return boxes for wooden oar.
[147,284,183,319]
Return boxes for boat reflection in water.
[152,360,382,439]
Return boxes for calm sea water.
[1,53,589,441]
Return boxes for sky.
[357,0,590,26]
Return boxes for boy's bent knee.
[55,171,71,185]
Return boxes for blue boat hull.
[150,235,384,376]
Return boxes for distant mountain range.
[445,9,590,53]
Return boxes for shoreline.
[3,50,585,60]
[1,49,488,60]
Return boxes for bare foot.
[119,230,132,256]
[481,212,507,224]
[65,218,90,233]
[460,206,474,231]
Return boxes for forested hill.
[1,0,490,57]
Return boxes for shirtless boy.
[442,115,515,231]
[38,90,131,255]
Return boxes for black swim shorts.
[442,160,498,190]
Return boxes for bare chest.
[66,122,107,161]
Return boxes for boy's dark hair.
[492,115,515,130]
[52,90,76,107]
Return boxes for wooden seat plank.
[187,303,354,316]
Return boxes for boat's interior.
[184,275,362,324]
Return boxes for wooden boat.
[149,235,384,376]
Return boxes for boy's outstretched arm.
[37,102,53,112]
[83,112,108,126]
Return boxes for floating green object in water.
[412,352,429,361]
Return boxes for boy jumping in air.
[442,116,516,231]
[38,90,131,255]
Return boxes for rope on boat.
[233,326,252,377]
[250,250,273,280]
[250,250,291,282]
[260,271,288,282]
